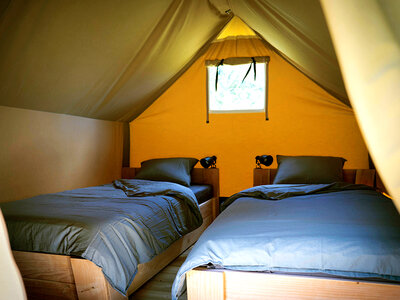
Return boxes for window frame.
[205,56,270,122]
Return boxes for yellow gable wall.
[130,37,368,196]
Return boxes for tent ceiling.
[0,0,348,122]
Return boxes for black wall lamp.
[200,156,217,168]
[255,155,273,168]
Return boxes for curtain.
[321,0,400,207]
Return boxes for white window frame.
[205,56,270,122]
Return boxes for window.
[206,56,269,122]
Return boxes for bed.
[1,166,219,300]
[173,165,400,300]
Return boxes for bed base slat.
[13,251,75,284]
[22,278,78,300]
[187,269,400,300]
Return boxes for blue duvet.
[172,183,400,299]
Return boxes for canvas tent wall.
[0,106,123,203]
[321,0,400,208]
[0,0,229,121]
[0,0,398,204]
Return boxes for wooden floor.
[130,247,191,300]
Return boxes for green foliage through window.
[208,63,266,112]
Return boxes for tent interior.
[0,0,399,299]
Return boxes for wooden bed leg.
[70,258,127,300]
[186,270,225,300]
[107,281,128,300]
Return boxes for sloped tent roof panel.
[0,0,230,121]
[0,0,347,122]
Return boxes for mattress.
[172,182,400,299]
[189,184,213,204]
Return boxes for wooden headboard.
[121,167,220,198]
[253,169,376,188]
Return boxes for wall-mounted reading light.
[255,155,273,168]
[200,156,217,168]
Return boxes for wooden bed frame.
[12,167,219,300]
[186,168,400,299]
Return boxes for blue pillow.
[273,155,346,184]
[135,157,198,187]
